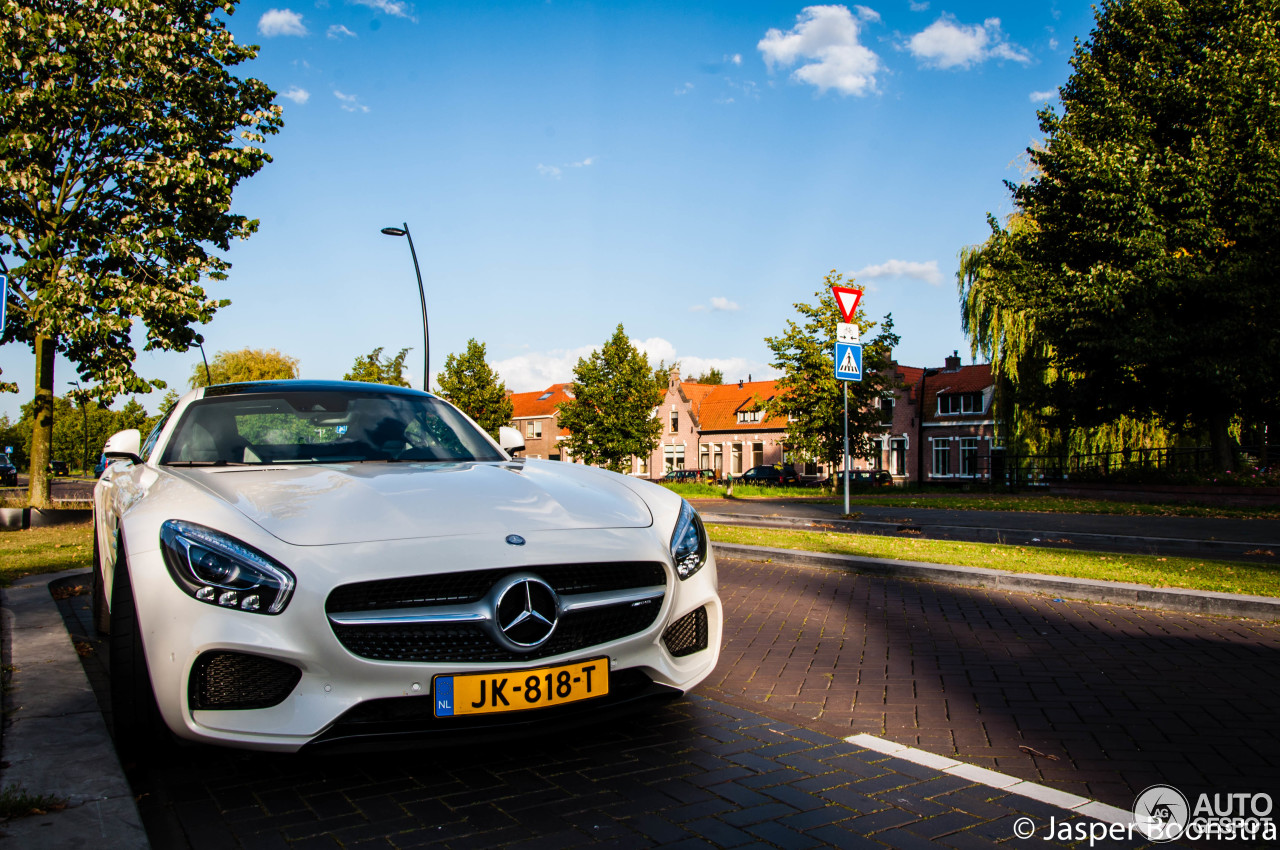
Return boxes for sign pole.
[843,382,849,515]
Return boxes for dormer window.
[737,409,762,424]
[937,392,984,415]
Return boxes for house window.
[880,396,894,424]
[526,420,542,438]
[663,445,685,473]
[932,440,951,477]
[711,444,723,475]
[636,454,648,475]
[730,443,743,475]
[736,409,762,424]
[960,438,979,477]
[938,392,984,415]
[670,409,679,432]
[752,442,764,468]
[891,438,906,476]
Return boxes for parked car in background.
[815,470,892,489]
[92,380,722,759]
[50,460,70,476]
[661,469,716,484]
[94,454,108,478]
[0,455,17,487]
[737,464,800,486]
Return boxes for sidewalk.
[0,569,148,849]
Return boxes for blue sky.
[1,1,1100,419]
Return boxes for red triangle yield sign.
[831,286,863,323]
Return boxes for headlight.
[159,520,296,614]
[670,499,708,581]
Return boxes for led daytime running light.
[160,520,296,615]
[670,499,708,581]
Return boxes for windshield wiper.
[164,460,251,468]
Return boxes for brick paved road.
[53,550,1280,849]
[709,557,1280,809]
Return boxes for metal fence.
[982,444,1280,487]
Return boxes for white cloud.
[333,90,369,112]
[690,296,741,313]
[909,0,929,10]
[727,53,743,65]
[280,86,310,104]
[493,339,776,393]
[537,157,594,178]
[351,0,415,20]
[907,15,1031,70]
[852,259,944,285]
[1029,88,1058,102]
[758,5,883,97]
[257,9,307,37]
[675,82,694,95]
[853,5,880,23]
[327,24,357,38]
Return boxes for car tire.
[91,526,110,636]
[109,551,173,766]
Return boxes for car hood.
[166,460,654,546]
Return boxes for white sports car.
[91,380,721,756]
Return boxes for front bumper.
[129,526,721,751]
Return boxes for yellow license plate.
[432,657,609,717]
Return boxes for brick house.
[872,352,995,484]
[637,368,799,479]
[507,383,573,461]
[507,352,995,485]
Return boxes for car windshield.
[160,390,506,466]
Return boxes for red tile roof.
[695,380,788,433]
[925,363,993,396]
[509,383,573,419]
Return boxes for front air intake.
[189,651,301,711]
[662,606,709,657]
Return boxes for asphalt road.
[51,547,1280,848]
[692,498,1280,562]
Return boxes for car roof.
[201,379,435,400]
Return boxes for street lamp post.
[68,380,87,476]
[380,222,429,389]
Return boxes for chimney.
[738,379,743,389]
[944,350,962,371]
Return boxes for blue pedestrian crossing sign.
[834,342,863,381]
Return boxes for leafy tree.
[190,348,299,388]
[0,0,282,506]
[559,324,664,472]
[764,271,900,471]
[345,347,411,387]
[959,214,1177,459]
[434,339,512,438]
[989,0,1280,470]
[691,368,724,385]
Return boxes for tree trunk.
[27,334,55,509]
[1208,410,1236,473]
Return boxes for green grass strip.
[0,522,93,587]
[656,482,1280,519]
[707,523,1280,599]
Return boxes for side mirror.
[103,429,142,464]
[498,426,525,456]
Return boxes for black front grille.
[189,651,302,710]
[332,599,662,663]
[326,561,666,613]
[662,606,709,657]
[327,562,668,663]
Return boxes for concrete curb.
[702,510,1280,560]
[0,570,149,849]
[712,542,1280,621]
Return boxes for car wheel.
[109,551,173,765]
[91,526,110,636]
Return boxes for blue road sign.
[0,274,7,335]
[835,342,862,381]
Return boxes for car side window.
[139,405,175,462]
